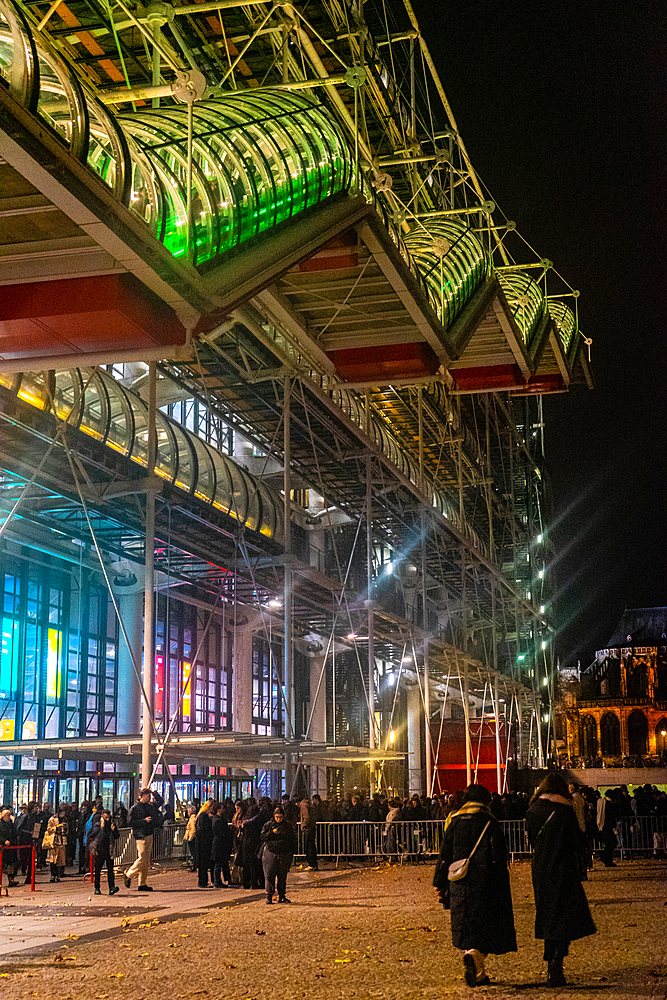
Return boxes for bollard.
[31,844,36,892]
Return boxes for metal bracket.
[344,66,367,89]
[173,69,206,105]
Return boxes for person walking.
[123,788,162,891]
[433,784,516,987]
[87,808,120,895]
[300,795,319,871]
[77,800,92,874]
[242,799,272,888]
[596,789,617,868]
[261,804,298,904]
[525,773,596,987]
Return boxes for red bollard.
[31,844,36,892]
[90,851,94,883]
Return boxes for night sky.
[409,1,666,664]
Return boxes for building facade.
[0,0,592,808]
[557,608,667,767]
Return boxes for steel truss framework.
[0,0,590,793]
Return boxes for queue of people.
[0,788,169,892]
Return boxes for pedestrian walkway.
[0,862,342,958]
[0,859,664,1000]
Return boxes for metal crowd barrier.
[295,819,529,864]
[295,815,665,863]
[112,822,187,866]
[105,815,666,869]
[614,815,667,859]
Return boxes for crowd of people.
[0,780,664,903]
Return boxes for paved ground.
[0,858,665,999]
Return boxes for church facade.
[558,608,667,766]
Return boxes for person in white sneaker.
[123,789,161,891]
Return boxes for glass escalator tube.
[497,271,546,346]
[403,220,489,329]
[0,0,37,110]
[548,300,577,354]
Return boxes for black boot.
[547,958,566,987]
[49,863,57,883]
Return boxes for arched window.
[579,714,598,757]
[627,710,648,756]
[600,712,621,756]
[655,718,667,755]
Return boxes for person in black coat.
[210,802,233,887]
[261,805,298,904]
[241,799,273,889]
[195,801,214,888]
[87,809,120,895]
[525,773,596,987]
[0,808,18,888]
[434,784,516,987]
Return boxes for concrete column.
[232,629,253,733]
[407,683,422,796]
[308,654,327,796]
[116,591,143,735]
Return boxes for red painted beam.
[510,374,565,395]
[0,274,186,360]
[328,341,441,382]
[450,363,524,391]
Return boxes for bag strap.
[467,820,491,863]
[536,809,556,841]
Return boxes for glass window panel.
[34,41,84,156]
[80,371,108,442]
[103,377,133,456]
[170,420,195,493]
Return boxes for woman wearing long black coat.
[210,803,233,887]
[525,773,596,987]
[434,785,516,987]
[241,799,273,889]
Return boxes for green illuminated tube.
[403,220,489,329]
[118,92,353,266]
[548,300,577,353]
[0,0,351,268]
[497,271,546,346]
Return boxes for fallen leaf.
[335,959,351,964]
[255,930,266,936]
[139,953,149,957]
[66,933,80,940]
[109,973,124,978]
